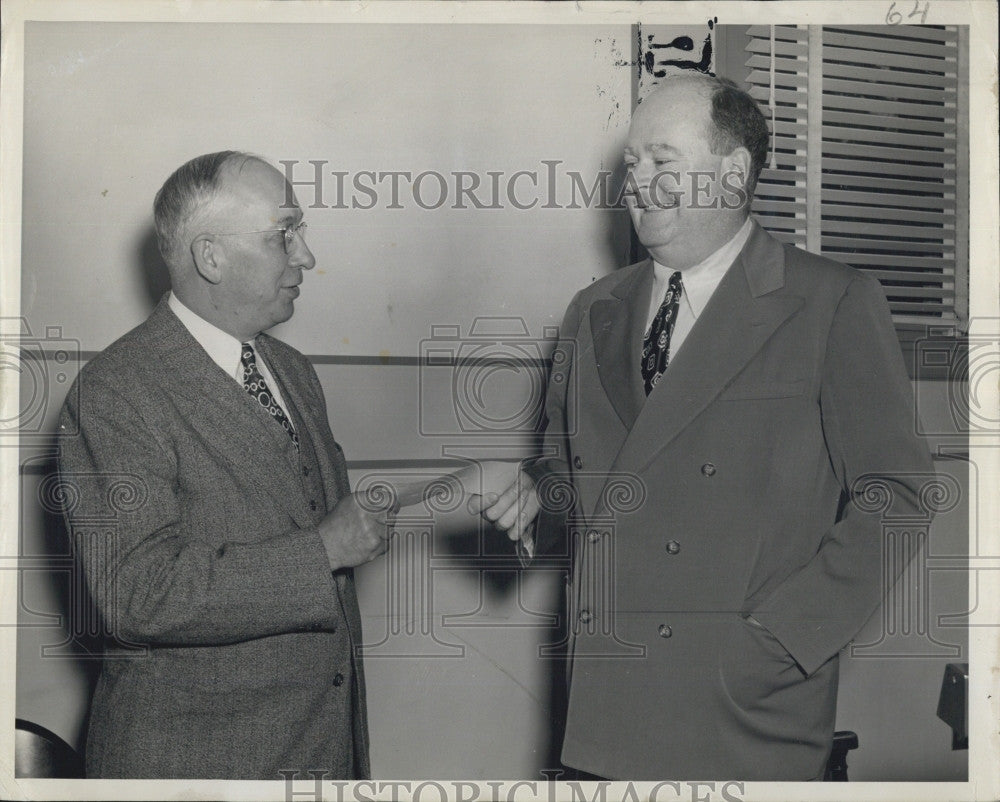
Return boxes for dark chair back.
[14,718,84,778]
[824,729,859,781]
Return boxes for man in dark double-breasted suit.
[58,152,395,779]
[481,75,935,780]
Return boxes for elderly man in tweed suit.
[58,152,394,779]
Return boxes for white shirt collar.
[168,292,247,381]
[652,217,754,318]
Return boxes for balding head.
[638,73,768,198]
[153,151,269,274]
[153,152,314,340]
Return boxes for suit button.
[573,456,583,469]
[701,463,716,477]
[309,500,318,511]
[587,529,602,543]
[658,624,673,638]
[333,672,345,687]
[302,465,310,476]
[579,610,593,624]
[665,540,680,555]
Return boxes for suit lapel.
[589,261,653,430]
[259,336,351,505]
[605,224,804,485]
[148,301,313,529]
[256,337,312,467]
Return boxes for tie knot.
[658,271,683,309]
[241,343,257,368]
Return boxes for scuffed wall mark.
[594,36,625,67]
[594,37,628,131]
[649,18,716,76]
[652,35,696,58]
[637,19,718,102]
[637,24,644,84]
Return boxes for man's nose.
[629,159,655,187]
[290,238,316,270]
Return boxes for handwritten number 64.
[887,0,930,24]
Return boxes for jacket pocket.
[718,616,805,711]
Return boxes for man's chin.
[633,210,677,244]
[635,226,674,253]
[265,302,296,331]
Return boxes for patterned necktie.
[241,343,299,451]
[641,271,684,395]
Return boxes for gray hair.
[704,75,769,200]
[152,150,263,267]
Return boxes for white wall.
[20,21,633,354]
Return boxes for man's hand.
[318,491,398,571]
[469,470,540,543]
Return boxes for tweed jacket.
[57,297,369,779]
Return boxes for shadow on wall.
[20,458,103,758]
[435,525,571,775]
[606,157,638,270]
[136,225,171,310]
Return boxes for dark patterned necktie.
[241,343,299,450]
[641,271,684,395]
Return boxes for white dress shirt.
[168,292,292,418]
[645,217,755,361]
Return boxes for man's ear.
[190,235,223,284]
[724,146,753,189]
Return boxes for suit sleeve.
[521,292,585,559]
[750,274,936,676]
[57,371,344,648]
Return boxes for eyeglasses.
[209,221,308,254]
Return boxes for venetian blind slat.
[744,24,962,324]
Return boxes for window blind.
[745,25,965,328]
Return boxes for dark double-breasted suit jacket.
[528,222,935,780]
[58,298,369,779]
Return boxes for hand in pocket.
[721,616,805,710]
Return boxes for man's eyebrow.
[623,144,680,158]
[273,211,301,225]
